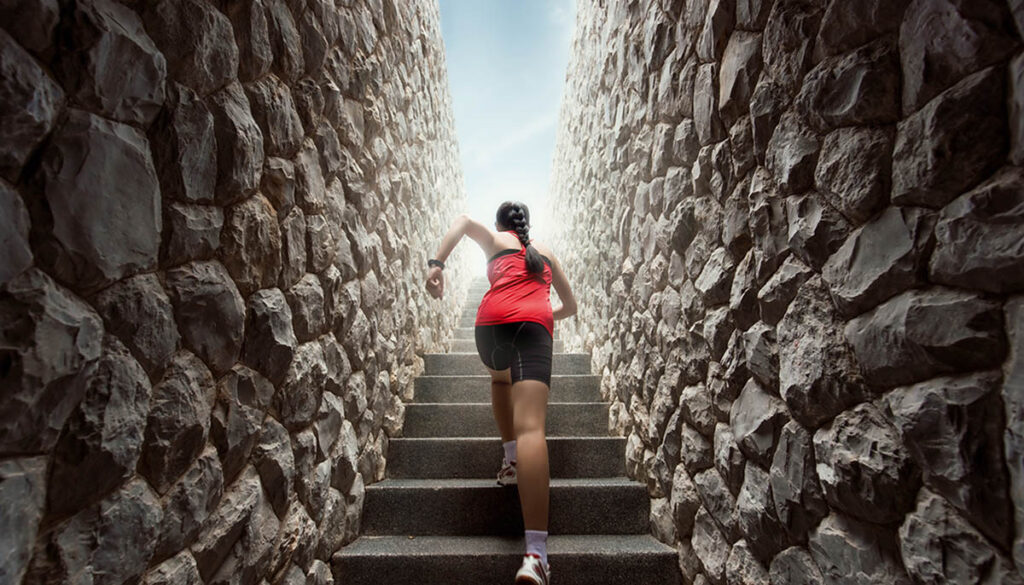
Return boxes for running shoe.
[497,457,517,486]
[515,553,551,585]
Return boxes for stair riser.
[386,438,625,479]
[402,403,608,437]
[451,338,565,352]
[334,550,682,585]
[423,353,591,376]
[414,375,600,402]
[361,484,650,536]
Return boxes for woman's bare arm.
[426,214,499,299]
[547,253,577,321]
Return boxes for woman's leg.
[487,366,515,443]
[511,379,550,530]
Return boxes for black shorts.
[474,321,553,386]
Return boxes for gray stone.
[209,477,280,585]
[768,547,824,585]
[777,276,868,427]
[0,268,103,454]
[887,370,1012,547]
[262,157,296,216]
[56,0,166,125]
[651,496,677,545]
[0,28,63,182]
[1013,53,1024,165]
[769,421,827,541]
[191,467,261,582]
[93,273,180,375]
[736,0,772,30]
[38,109,161,292]
[929,166,1024,293]
[1005,297,1024,576]
[845,287,1006,388]
[287,273,326,342]
[221,194,283,296]
[244,73,304,157]
[765,112,819,195]
[142,349,216,494]
[796,36,900,130]
[681,423,715,476]
[150,83,217,205]
[719,31,762,127]
[694,467,740,542]
[892,66,1007,209]
[0,0,59,54]
[0,180,32,286]
[243,288,297,386]
[899,0,1018,114]
[49,478,163,585]
[253,417,295,518]
[809,512,912,585]
[48,338,151,518]
[728,250,759,331]
[785,192,850,271]
[698,0,734,63]
[730,378,788,467]
[295,138,328,214]
[695,247,735,306]
[757,255,812,326]
[161,202,224,266]
[899,489,1023,585]
[695,63,725,145]
[749,80,789,164]
[693,506,731,583]
[814,0,909,58]
[761,0,823,95]
[736,464,788,561]
[822,206,935,317]
[165,260,246,375]
[208,81,265,205]
[275,340,327,430]
[211,365,274,483]
[813,401,920,524]
[671,464,701,537]
[279,208,307,289]
[223,0,272,82]
[814,126,892,224]
[144,552,202,585]
[0,457,46,585]
[154,447,224,562]
[742,322,778,391]
[725,540,769,585]
[143,0,238,95]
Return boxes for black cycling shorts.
[474,321,553,386]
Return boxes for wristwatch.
[428,258,445,269]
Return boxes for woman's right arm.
[547,254,577,321]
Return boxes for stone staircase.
[333,280,681,584]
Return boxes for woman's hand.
[426,266,445,299]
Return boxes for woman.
[425,201,577,585]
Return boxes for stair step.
[402,402,608,437]
[386,436,626,479]
[360,478,650,536]
[423,353,590,376]
[451,338,565,352]
[415,375,600,402]
[332,534,682,585]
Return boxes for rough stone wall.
[550,0,1024,583]
[0,1,468,584]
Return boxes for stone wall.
[0,1,468,584]
[549,0,1024,583]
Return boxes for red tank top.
[475,231,554,337]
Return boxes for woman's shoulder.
[530,240,556,260]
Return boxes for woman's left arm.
[426,214,495,299]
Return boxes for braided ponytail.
[496,201,544,274]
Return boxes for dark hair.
[496,201,544,274]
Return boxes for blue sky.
[438,0,577,268]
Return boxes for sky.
[437,0,577,270]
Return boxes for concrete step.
[385,436,626,479]
[360,478,650,536]
[402,402,609,437]
[423,353,590,376]
[451,338,565,352]
[332,534,682,585]
[414,375,600,402]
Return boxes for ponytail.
[496,201,544,275]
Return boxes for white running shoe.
[515,553,551,584]
[497,457,517,486]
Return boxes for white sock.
[525,529,548,567]
[503,439,517,463]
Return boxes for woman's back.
[476,231,554,337]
